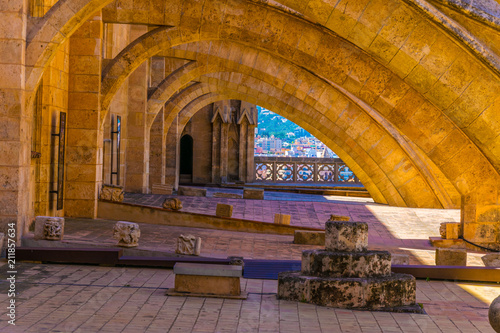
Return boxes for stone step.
[277,271,420,312]
[301,250,392,278]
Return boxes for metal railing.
[255,156,361,183]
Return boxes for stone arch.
[100,21,498,208]
[160,75,452,209]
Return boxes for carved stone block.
[100,184,124,202]
[435,248,467,266]
[325,221,368,252]
[176,234,202,255]
[216,204,233,218]
[274,214,291,225]
[113,221,140,247]
[34,216,65,241]
[163,198,183,211]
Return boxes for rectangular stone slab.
[174,262,242,277]
[294,230,325,245]
[174,274,241,296]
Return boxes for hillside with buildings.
[255,106,338,158]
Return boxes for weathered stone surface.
[435,248,467,266]
[216,203,233,217]
[325,221,368,252]
[277,271,418,311]
[391,254,410,266]
[482,253,500,267]
[34,216,65,241]
[274,213,291,225]
[176,234,201,255]
[294,230,325,245]
[0,233,4,253]
[99,184,124,202]
[328,214,350,221]
[163,198,183,211]
[301,250,391,278]
[113,221,140,247]
[243,188,264,200]
[439,222,461,239]
[489,295,500,333]
[151,183,173,195]
[178,186,207,197]
[213,192,242,199]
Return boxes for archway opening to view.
[254,106,361,185]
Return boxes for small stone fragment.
[176,234,201,255]
[100,184,124,202]
[216,203,233,217]
[113,221,140,247]
[274,214,291,225]
[34,216,65,241]
[163,198,183,211]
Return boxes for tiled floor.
[5,189,499,332]
[0,262,497,332]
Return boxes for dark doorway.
[180,134,193,183]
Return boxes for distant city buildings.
[255,106,339,158]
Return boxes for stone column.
[124,26,149,193]
[164,115,179,189]
[220,122,229,183]
[247,124,256,182]
[65,14,103,218]
[0,0,30,237]
[239,121,247,182]
[149,107,164,189]
[211,119,221,183]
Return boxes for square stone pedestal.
[166,263,247,299]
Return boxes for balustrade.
[255,157,360,184]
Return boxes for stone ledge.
[301,250,391,278]
[277,271,420,312]
[178,186,207,197]
[174,263,242,277]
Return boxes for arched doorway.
[179,134,193,183]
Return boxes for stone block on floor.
[391,254,410,265]
[178,186,207,197]
[113,221,140,247]
[294,230,325,245]
[274,213,291,225]
[482,253,500,267]
[243,188,264,200]
[213,192,242,199]
[216,203,233,218]
[328,214,350,221]
[176,234,201,255]
[172,263,243,296]
[34,216,65,241]
[151,183,173,195]
[435,248,467,266]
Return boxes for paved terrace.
[3,188,499,332]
